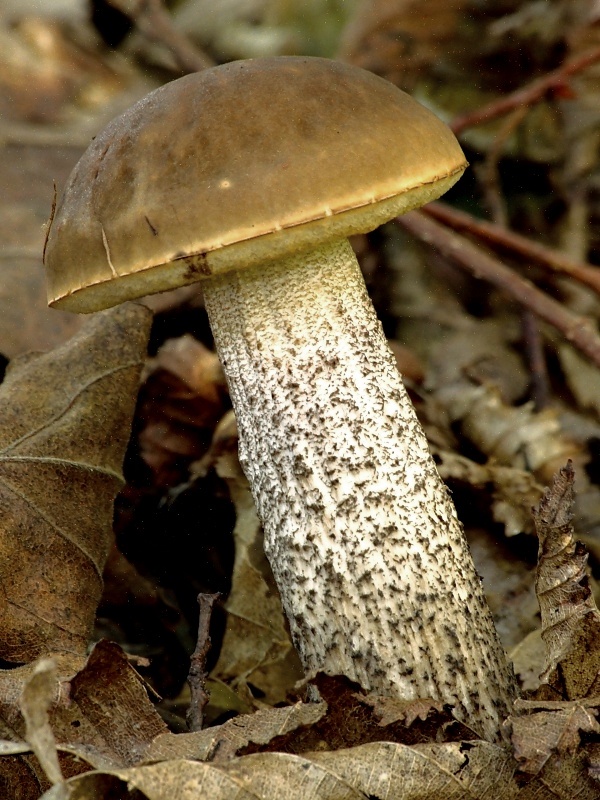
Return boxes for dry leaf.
[510,629,547,692]
[437,382,579,485]
[435,448,543,536]
[38,737,600,800]
[138,335,227,487]
[559,343,600,418]
[19,659,63,785]
[254,674,475,755]
[361,696,446,728]
[63,640,167,766]
[511,699,600,775]
[0,303,152,662]
[145,701,327,764]
[195,412,302,707]
[533,462,600,698]
[0,641,166,773]
[0,642,167,797]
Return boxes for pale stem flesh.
[203,237,517,741]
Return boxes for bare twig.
[397,211,600,370]
[106,0,213,73]
[450,46,600,136]
[478,105,529,226]
[423,203,600,296]
[186,592,220,732]
[521,309,551,410]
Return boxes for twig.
[106,0,213,73]
[450,46,600,136]
[478,105,529,226]
[423,203,600,296]
[186,592,220,732]
[397,211,600,370]
[521,309,550,411]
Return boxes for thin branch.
[106,0,213,74]
[423,203,600,296]
[478,105,528,226]
[186,592,220,732]
[450,46,600,136]
[397,210,600,370]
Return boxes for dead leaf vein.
[0,479,106,581]
[0,361,144,456]
[0,456,123,482]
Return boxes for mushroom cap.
[45,56,467,313]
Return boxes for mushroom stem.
[202,238,517,742]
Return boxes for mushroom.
[44,57,517,741]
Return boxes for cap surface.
[45,56,467,312]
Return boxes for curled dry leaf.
[19,658,63,786]
[509,628,547,692]
[533,462,600,698]
[437,382,580,485]
[0,303,152,662]
[0,641,166,774]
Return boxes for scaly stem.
[203,238,516,741]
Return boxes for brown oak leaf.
[0,303,151,662]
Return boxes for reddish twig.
[423,203,600,296]
[397,211,600,370]
[186,592,220,732]
[106,0,213,73]
[450,46,600,136]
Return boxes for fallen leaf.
[65,640,167,766]
[194,412,302,707]
[511,699,600,775]
[437,381,579,485]
[360,696,446,728]
[509,628,547,692]
[145,701,327,764]
[435,448,543,536]
[0,641,166,779]
[0,303,152,662]
[20,659,63,785]
[138,334,227,487]
[37,737,600,800]
[533,462,600,698]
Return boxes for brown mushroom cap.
[45,56,467,313]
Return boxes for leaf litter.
[4,0,600,797]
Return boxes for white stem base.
[203,239,516,741]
